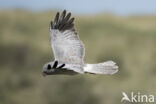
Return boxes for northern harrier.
[42,10,118,76]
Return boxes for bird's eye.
[47,64,51,70]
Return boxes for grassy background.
[0,10,156,104]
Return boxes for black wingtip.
[53,61,58,68]
[68,18,74,24]
[62,10,66,16]
[50,10,75,31]
[59,10,66,22]
[50,21,54,29]
[58,64,65,69]
[65,12,71,20]
[54,12,60,29]
[47,64,52,70]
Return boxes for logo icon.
[121,92,131,102]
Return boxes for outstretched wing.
[49,10,85,65]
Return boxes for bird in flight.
[42,10,118,76]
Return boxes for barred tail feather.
[84,61,118,75]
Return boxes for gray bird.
[42,10,118,76]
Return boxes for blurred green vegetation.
[0,10,156,104]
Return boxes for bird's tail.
[84,61,118,75]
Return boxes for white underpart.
[62,61,118,75]
[64,63,84,74]
[84,61,118,75]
